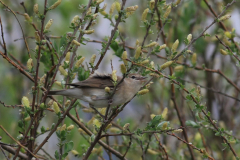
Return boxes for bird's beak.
[136,76,147,80]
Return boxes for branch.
[172,0,236,61]
[0,15,7,54]
[0,0,30,56]
[92,0,127,73]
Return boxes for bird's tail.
[48,90,66,96]
[47,88,83,99]
[48,90,65,96]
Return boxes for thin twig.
[215,35,240,62]
[0,0,30,56]
[172,0,236,61]
[92,0,127,73]
[0,15,7,54]
[0,145,10,160]
[0,125,39,159]
[127,59,239,158]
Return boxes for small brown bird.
[48,73,147,108]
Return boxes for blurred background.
[1,0,240,159]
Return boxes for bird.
[48,73,147,108]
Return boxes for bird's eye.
[131,76,136,79]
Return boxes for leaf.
[40,51,52,70]
[62,152,68,159]
[146,115,163,130]
[156,121,170,130]
[54,150,60,159]
[41,126,46,133]
[77,68,90,81]
[64,141,74,153]
[185,120,200,128]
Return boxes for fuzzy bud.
[109,2,116,16]
[71,150,79,156]
[174,65,183,72]
[150,61,155,69]
[82,108,94,113]
[163,6,171,19]
[101,3,107,11]
[90,54,96,65]
[75,57,85,68]
[145,41,158,48]
[72,40,81,46]
[60,124,66,131]
[115,2,121,12]
[187,34,192,43]
[112,70,117,82]
[123,123,130,131]
[126,5,138,12]
[53,102,60,114]
[171,39,179,52]
[27,58,33,70]
[54,81,62,87]
[149,0,155,10]
[49,0,62,10]
[120,64,127,74]
[99,108,106,115]
[219,14,231,22]
[141,59,149,65]
[71,15,80,26]
[33,4,39,14]
[22,96,30,108]
[35,31,40,42]
[138,89,149,95]
[45,19,53,30]
[96,0,104,4]
[162,107,168,119]
[136,39,139,46]
[142,8,149,22]
[65,100,71,108]
[78,128,87,134]
[220,49,228,55]
[83,30,94,34]
[105,123,112,130]
[23,13,31,22]
[59,66,68,76]
[86,7,92,16]
[162,122,168,129]
[65,52,71,61]
[24,116,31,121]
[121,51,128,65]
[40,74,46,85]
[48,100,54,107]
[92,13,98,19]
[100,11,107,16]
[159,44,167,50]
[67,125,75,131]
[224,31,232,39]
[191,53,197,64]
[175,0,181,6]
[93,119,101,128]
[134,46,142,59]
[150,114,156,119]
[173,129,183,133]
[149,73,160,77]
[109,127,121,133]
[105,87,110,93]
[147,149,158,155]
[160,61,173,70]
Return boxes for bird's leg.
[89,104,105,119]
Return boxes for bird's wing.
[66,73,121,89]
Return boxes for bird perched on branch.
[48,73,147,108]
